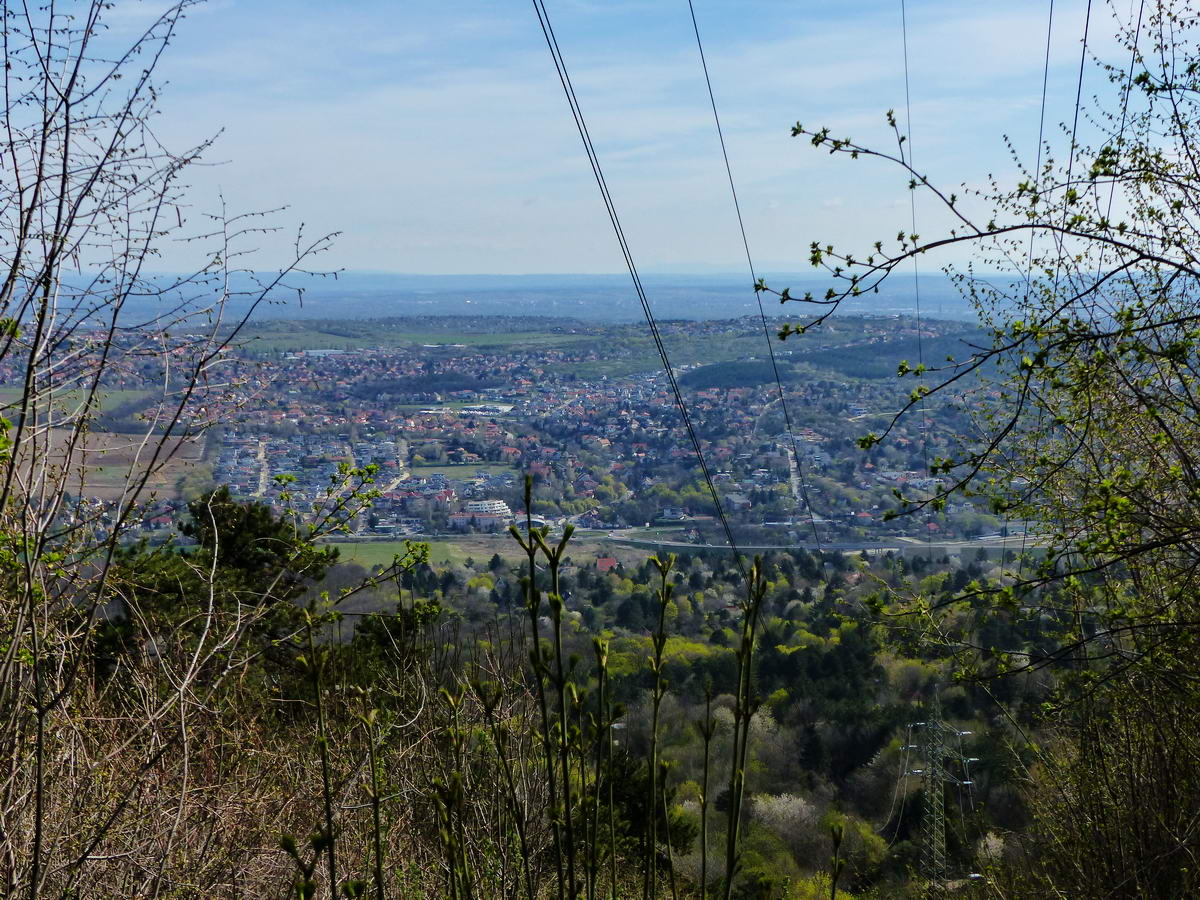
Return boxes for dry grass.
[18,428,207,500]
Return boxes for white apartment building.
[465,499,513,517]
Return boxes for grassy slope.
[329,533,639,571]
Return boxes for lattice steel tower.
[908,691,976,897]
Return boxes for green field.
[544,330,771,378]
[328,533,642,572]
[328,536,524,570]
[236,324,601,353]
[0,387,156,415]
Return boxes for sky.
[117,0,1132,276]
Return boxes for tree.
[777,2,1200,893]
[0,2,335,893]
[94,488,339,683]
[183,486,337,601]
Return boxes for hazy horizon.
[124,270,993,325]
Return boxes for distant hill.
[116,272,993,326]
[798,329,993,379]
[679,359,796,390]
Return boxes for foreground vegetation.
[8,474,1036,897]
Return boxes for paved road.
[254,439,268,497]
[607,532,1041,556]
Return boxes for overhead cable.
[685,0,828,560]
[899,0,936,565]
[531,0,747,575]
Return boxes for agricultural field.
[21,428,209,501]
[234,319,603,353]
[0,386,157,416]
[328,532,645,573]
[329,535,524,570]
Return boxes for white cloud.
[137,0,1133,274]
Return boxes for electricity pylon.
[907,691,976,897]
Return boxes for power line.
[1018,0,1093,570]
[899,0,937,565]
[530,0,746,576]
[1099,0,1146,256]
[882,723,914,847]
[1002,0,1057,570]
[895,22,979,887]
[1009,0,1137,574]
[1018,0,1058,300]
[684,0,827,558]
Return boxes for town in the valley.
[37,313,1019,560]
